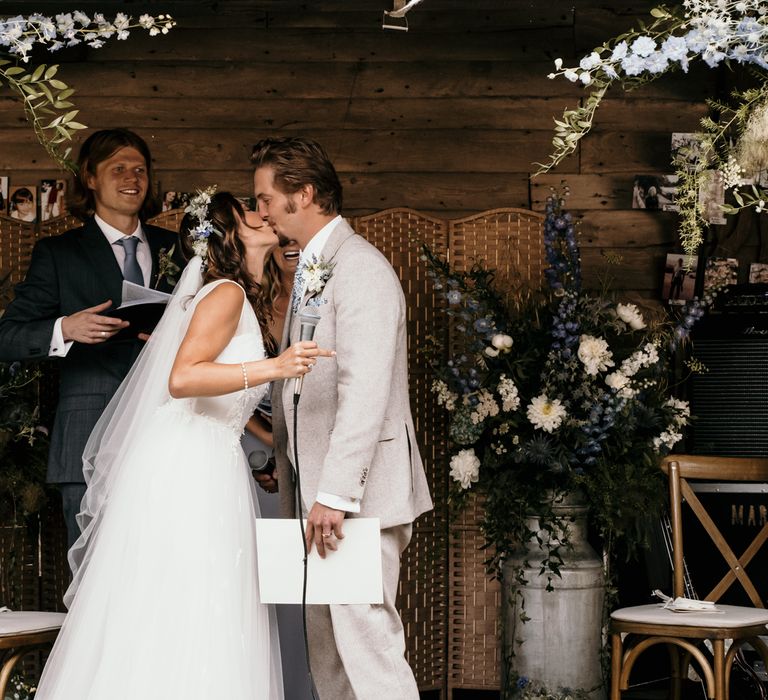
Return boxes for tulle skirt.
[35,404,284,700]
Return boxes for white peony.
[449,449,481,489]
[605,371,630,391]
[526,394,567,433]
[577,335,615,376]
[616,303,646,330]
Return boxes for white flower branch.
[0,11,175,170]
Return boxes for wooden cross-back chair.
[610,455,768,700]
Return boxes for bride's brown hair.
[179,192,277,356]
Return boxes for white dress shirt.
[294,216,360,514]
[49,217,151,357]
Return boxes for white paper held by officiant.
[255,518,383,604]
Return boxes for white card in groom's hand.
[255,518,383,605]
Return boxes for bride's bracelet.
[240,361,249,391]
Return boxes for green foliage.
[0,60,83,171]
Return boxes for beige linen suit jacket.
[272,218,433,528]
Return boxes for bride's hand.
[275,341,335,379]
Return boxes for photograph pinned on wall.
[39,178,67,221]
[8,185,37,223]
[632,175,677,211]
[0,176,7,215]
[749,263,768,284]
[698,170,727,225]
[161,191,192,212]
[671,132,706,167]
[704,257,738,292]
[662,253,698,303]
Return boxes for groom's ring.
[100,331,106,338]
[321,533,331,538]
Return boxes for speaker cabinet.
[689,312,768,457]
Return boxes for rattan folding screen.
[0,206,545,697]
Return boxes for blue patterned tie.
[116,236,144,286]
[290,258,306,314]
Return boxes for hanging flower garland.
[539,1,768,255]
[0,11,175,170]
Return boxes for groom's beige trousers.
[306,523,420,700]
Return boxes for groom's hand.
[306,502,345,559]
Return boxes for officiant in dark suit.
[0,128,185,547]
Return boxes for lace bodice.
[171,279,267,433]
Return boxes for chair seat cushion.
[611,603,768,628]
[0,610,66,636]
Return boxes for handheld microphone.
[294,308,321,397]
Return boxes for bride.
[34,190,332,700]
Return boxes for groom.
[253,137,433,699]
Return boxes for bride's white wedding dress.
[35,266,284,700]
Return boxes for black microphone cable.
[290,307,322,700]
[292,393,319,700]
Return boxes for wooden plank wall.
[0,0,714,303]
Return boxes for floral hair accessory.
[184,186,224,260]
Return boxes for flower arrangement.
[426,192,690,587]
[0,11,175,168]
[292,254,335,312]
[540,1,768,255]
[303,255,335,295]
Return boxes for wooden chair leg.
[611,633,623,700]
[0,649,26,699]
[667,643,682,700]
[713,639,725,700]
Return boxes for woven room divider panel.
[351,209,450,692]
[0,206,545,696]
[446,208,546,692]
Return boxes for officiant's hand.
[62,300,129,344]
[306,502,345,558]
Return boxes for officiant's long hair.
[179,192,277,356]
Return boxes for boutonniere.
[155,244,180,289]
[303,255,334,295]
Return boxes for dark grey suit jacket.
[0,217,184,483]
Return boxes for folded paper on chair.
[110,282,172,340]
[255,518,383,604]
[653,590,722,612]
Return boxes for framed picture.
[662,253,698,302]
[8,185,37,223]
[632,174,677,211]
[704,257,738,292]
[749,263,768,284]
[40,178,67,221]
[0,176,7,215]
[161,191,192,212]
